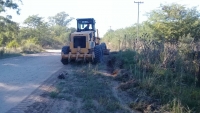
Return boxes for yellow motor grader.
[61,18,109,64]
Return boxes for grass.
[49,91,59,98]
[0,44,44,59]
[109,37,200,112]
[49,64,130,113]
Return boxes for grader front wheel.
[61,46,70,65]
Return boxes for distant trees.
[47,12,75,46]
[48,11,74,27]
[18,12,75,48]
[103,3,200,47]
[146,3,200,41]
[24,15,44,29]
[0,9,75,48]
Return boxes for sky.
[2,0,200,37]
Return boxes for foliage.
[18,12,75,48]
[0,0,21,57]
[1,9,75,49]
[0,16,19,46]
[6,40,19,48]
[48,11,74,27]
[21,42,43,54]
[0,0,21,15]
[146,3,200,41]
[103,3,200,44]
[24,15,44,28]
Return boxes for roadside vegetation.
[53,65,130,113]
[103,3,200,113]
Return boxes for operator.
[84,24,90,30]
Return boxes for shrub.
[21,43,43,54]
[6,40,19,48]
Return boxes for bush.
[6,40,20,48]
[21,43,43,54]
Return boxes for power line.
[134,1,143,38]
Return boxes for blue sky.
[2,0,200,37]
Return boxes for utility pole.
[134,1,143,38]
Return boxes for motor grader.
[61,18,109,65]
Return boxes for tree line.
[103,3,200,50]
[0,0,75,50]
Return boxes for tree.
[48,12,75,46]
[146,3,200,41]
[24,15,44,29]
[22,15,54,47]
[0,0,21,46]
[48,11,74,27]
[0,0,21,15]
[0,16,19,46]
[21,14,75,48]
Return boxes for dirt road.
[0,51,63,113]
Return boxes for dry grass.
[107,34,200,112]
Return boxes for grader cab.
[61,18,109,64]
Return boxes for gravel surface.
[0,51,63,113]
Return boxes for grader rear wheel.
[93,45,102,63]
[100,42,109,55]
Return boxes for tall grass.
[111,34,200,112]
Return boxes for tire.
[99,44,104,57]
[61,46,70,65]
[61,58,68,65]
[61,46,70,54]
[100,42,107,55]
[93,45,102,63]
[100,42,107,50]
